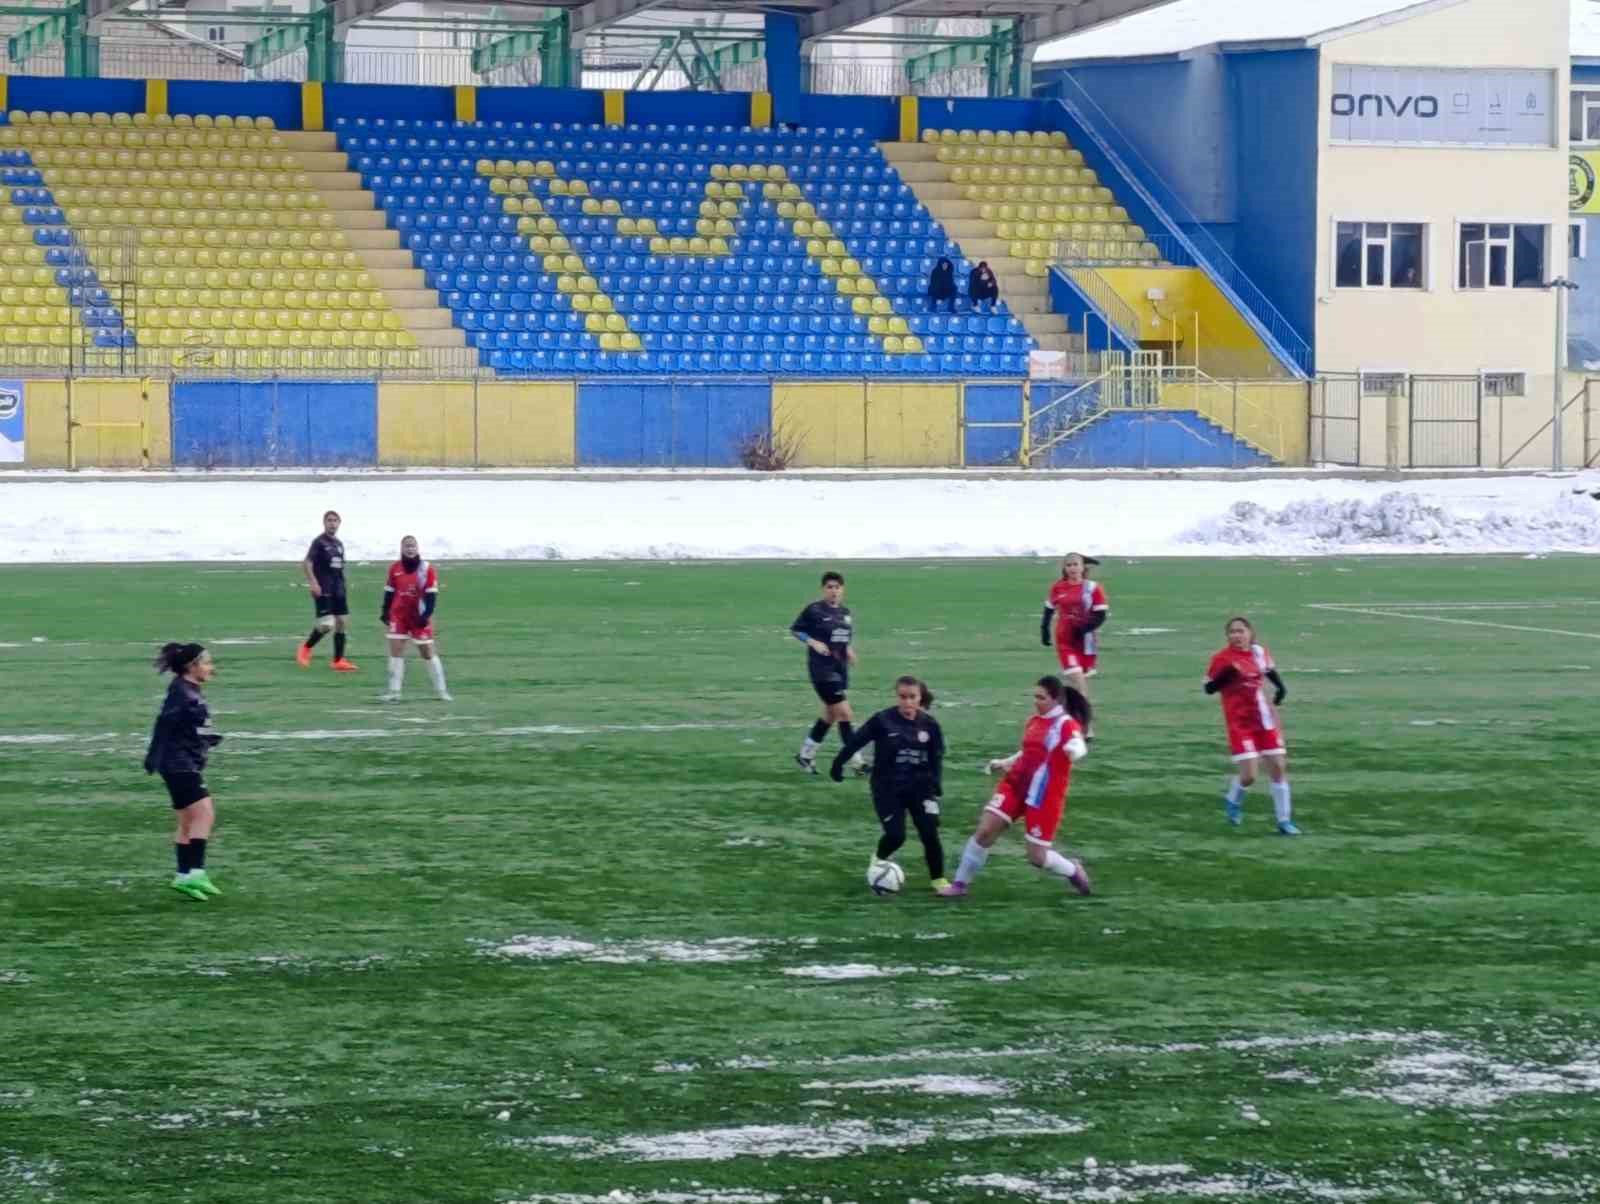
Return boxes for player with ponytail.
[144,642,224,900]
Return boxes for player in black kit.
[830,676,947,892]
[790,570,861,774]
[144,642,224,901]
[297,510,357,672]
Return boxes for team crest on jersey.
[1028,824,1043,838]
[917,730,929,743]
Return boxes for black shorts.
[314,591,349,619]
[873,788,940,827]
[161,771,210,810]
[810,670,848,706]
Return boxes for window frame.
[1331,218,1430,291]
[1359,370,1409,397]
[1572,90,1600,145]
[1571,219,1588,262]
[1455,220,1550,291]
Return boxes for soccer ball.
[867,859,905,896]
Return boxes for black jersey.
[143,677,220,775]
[306,534,347,596]
[791,600,854,677]
[832,707,944,799]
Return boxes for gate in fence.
[1310,374,1361,466]
[1408,375,1482,468]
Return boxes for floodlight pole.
[1547,276,1579,470]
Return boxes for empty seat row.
[8,110,276,129]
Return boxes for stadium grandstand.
[0,0,1589,472]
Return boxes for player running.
[1205,616,1299,835]
[298,509,357,672]
[830,675,948,893]
[381,535,451,702]
[938,675,1093,899]
[791,571,861,774]
[143,642,224,901]
[1041,553,1108,737]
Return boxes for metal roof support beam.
[1021,0,1182,50]
[330,0,403,36]
[568,0,669,41]
[84,0,139,33]
[801,0,927,43]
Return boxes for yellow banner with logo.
[1571,153,1600,212]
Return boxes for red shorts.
[1227,720,1285,761]
[1056,647,1097,676]
[388,619,435,643]
[985,778,1067,846]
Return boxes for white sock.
[426,656,448,697]
[1041,850,1078,879]
[1224,775,1246,805]
[954,836,990,886]
[799,736,818,758]
[387,656,404,694]
[1270,780,1291,823]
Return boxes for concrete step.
[290,150,349,173]
[404,308,456,330]
[925,199,981,219]
[1021,313,1071,336]
[322,190,379,212]
[341,228,402,251]
[888,162,947,183]
[413,327,467,348]
[330,208,388,229]
[307,170,362,193]
[281,131,339,153]
[360,249,419,270]
[370,267,428,290]
[958,239,1011,259]
[912,182,965,200]
[1032,333,1081,353]
[877,142,936,162]
[945,220,998,238]
[387,287,440,308]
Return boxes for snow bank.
[2,473,1598,563]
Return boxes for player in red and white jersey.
[380,535,451,702]
[937,675,1093,898]
[1041,553,1108,738]
[1205,616,1298,835]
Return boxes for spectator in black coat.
[927,257,957,313]
[969,261,999,311]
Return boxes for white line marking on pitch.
[1308,603,1600,641]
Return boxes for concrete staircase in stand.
[879,140,1078,357]
[281,131,466,352]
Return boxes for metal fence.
[1408,375,1482,468]
[1310,374,1362,467]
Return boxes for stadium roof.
[82,0,1192,53]
[1034,0,1483,64]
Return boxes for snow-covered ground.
[2,472,1599,563]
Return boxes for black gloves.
[1266,669,1287,706]
[1204,665,1241,695]
[1040,606,1053,646]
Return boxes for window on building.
[1360,371,1407,397]
[1571,90,1600,143]
[1482,372,1527,398]
[1458,223,1547,289]
[207,25,225,42]
[1572,220,1588,261]
[1335,221,1425,289]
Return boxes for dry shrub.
[736,423,805,471]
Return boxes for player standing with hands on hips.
[298,510,357,672]
[830,676,949,892]
[1205,616,1299,835]
[144,642,225,901]
[381,535,451,702]
[791,571,863,774]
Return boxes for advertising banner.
[0,379,22,463]
[1331,65,1555,147]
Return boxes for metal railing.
[1055,265,1141,350]
[1049,77,1313,378]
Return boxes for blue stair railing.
[1048,77,1313,378]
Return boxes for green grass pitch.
[3,556,1599,1203]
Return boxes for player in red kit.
[380,535,451,702]
[1205,616,1298,835]
[937,675,1093,898]
[1040,553,1108,738]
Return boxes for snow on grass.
[483,936,769,965]
[799,1075,1013,1097]
[781,963,912,980]
[514,1109,1085,1162]
[5,475,1600,563]
[510,1193,781,1204]
[1344,1045,1600,1109]
[951,1165,1378,1201]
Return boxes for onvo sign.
[1330,92,1440,119]
[1330,65,1554,147]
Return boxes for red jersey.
[1207,642,1278,733]
[385,559,438,626]
[1047,579,1109,655]
[1002,705,1085,806]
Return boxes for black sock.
[189,838,207,871]
[808,719,831,744]
[175,842,191,874]
[839,721,855,748]
[304,629,325,649]
[334,632,347,660]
